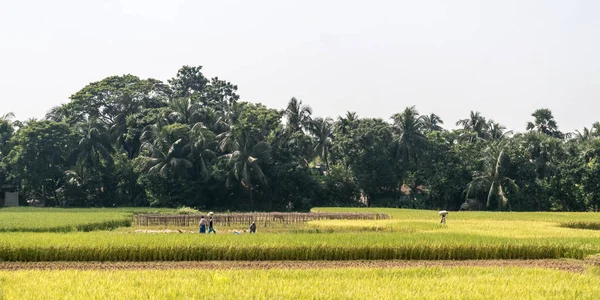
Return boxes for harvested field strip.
[0,243,589,261]
[3,267,600,299]
[0,260,590,272]
[134,212,390,227]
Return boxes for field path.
[0,259,594,272]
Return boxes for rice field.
[2,267,600,299]
[0,207,177,232]
[2,207,600,298]
[1,208,600,261]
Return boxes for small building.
[1,184,19,207]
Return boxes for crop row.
[3,267,600,299]
[0,211,132,232]
[0,243,590,262]
[560,222,600,231]
[0,219,131,233]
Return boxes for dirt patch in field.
[0,260,590,272]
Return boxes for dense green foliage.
[3,65,600,211]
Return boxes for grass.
[2,267,600,299]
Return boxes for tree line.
[1,65,600,211]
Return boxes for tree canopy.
[2,65,600,212]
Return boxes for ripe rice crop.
[2,267,600,299]
[0,230,597,261]
[0,212,131,232]
[2,208,600,262]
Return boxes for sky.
[1,0,599,133]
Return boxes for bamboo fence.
[134,212,390,227]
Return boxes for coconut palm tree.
[335,112,359,135]
[575,127,592,142]
[71,120,114,173]
[283,97,312,133]
[44,106,67,122]
[218,126,270,207]
[487,120,512,141]
[465,142,519,210]
[309,117,334,170]
[422,113,444,133]
[391,106,427,165]
[456,111,489,140]
[190,122,217,180]
[138,138,193,177]
[1,112,16,121]
[167,97,203,124]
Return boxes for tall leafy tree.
[465,142,519,210]
[526,108,563,138]
[338,118,397,206]
[218,126,270,208]
[71,120,114,173]
[5,121,77,206]
[487,120,511,141]
[422,113,444,133]
[309,117,334,170]
[391,106,427,166]
[284,97,312,133]
[456,111,489,140]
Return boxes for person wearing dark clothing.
[249,222,256,233]
[208,217,216,234]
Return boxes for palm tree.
[465,142,519,210]
[45,106,67,122]
[218,127,270,207]
[391,106,427,165]
[190,122,217,180]
[592,122,600,137]
[283,97,312,133]
[456,111,489,140]
[487,120,512,141]
[526,108,563,138]
[138,138,193,177]
[309,117,334,170]
[167,97,203,124]
[422,113,444,133]
[71,120,114,173]
[335,112,359,135]
[0,112,15,121]
[575,127,592,142]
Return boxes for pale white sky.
[1,0,599,132]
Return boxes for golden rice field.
[0,207,175,232]
[2,267,600,299]
[0,207,600,261]
[2,207,600,299]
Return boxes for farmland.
[1,207,600,298]
[2,208,600,261]
[2,267,600,299]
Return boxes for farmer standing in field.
[249,221,256,233]
[199,216,207,234]
[439,210,448,224]
[208,214,216,234]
